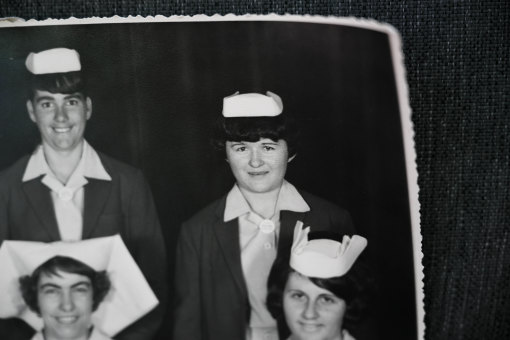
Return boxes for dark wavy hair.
[212,113,299,158]
[266,236,375,339]
[19,256,110,314]
[28,71,87,100]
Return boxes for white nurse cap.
[222,91,283,117]
[290,221,367,279]
[0,235,158,337]
[25,48,81,75]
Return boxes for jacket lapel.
[212,200,248,299]
[211,202,308,300]
[82,178,112,239]
[22,178,61,241]
[278,210,307,255]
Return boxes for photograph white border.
[0,14,424,340]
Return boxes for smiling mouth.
[55,316,79,324]
[248,171,269,176]
[299,322,322,332]
[53,127,72,133]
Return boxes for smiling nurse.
[0,47,166,340]
[0,235,159,340]
[174,91,356,340]
[267,223,373,340]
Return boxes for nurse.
[0,47,167,340]
[266,223,371,340]
[173,91,355,340]
[0,235,159,340]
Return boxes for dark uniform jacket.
[173,190,354,340]
[0,152,167,340]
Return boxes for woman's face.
[37,270,94,340]
[226,138,293,195]
[283,271,347,340]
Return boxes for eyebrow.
[35,96,55,104]
[63,93,84,100]
[34,93,84,103]
[285,288,303,293]
[39,281,91,290]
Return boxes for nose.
[248,149,263,168]
[59,291,75,312]
[54,104,69,122]
[302,299,319,320]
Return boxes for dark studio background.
[0,21,415,340]
[0,1,509,340]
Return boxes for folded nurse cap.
[0,235,158,337]
[290,221,367,279]
[222,91,283,117]
[25,47,81,75]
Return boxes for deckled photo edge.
[0,14,424,340]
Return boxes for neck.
[288,332,344,340]
[42,141,84,185]
[239,184,283,219]
[42,328,90,340]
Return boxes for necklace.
[252,186,282,234]
[259,219,275,233]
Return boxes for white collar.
[287,329,355,340]
[22,140,111,183]
[31,327,112,340]
[224,180,310,222]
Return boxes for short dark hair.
[212,114,299,157]
[27,71,87,100]
[19,256,110,314]
[266,236,374,338]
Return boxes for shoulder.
[95,152,145,185]
[298,190,355,234]
[300,190,350,216]
[177,196,226,243]
[96,152,141,176]
[0,155,30,187]
[184,196,226,227]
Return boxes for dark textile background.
[0,1,509,340]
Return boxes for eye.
[289,291,306,300]
[66,99,80,106]
[73,284,91,294]
[234,146,247,152]
[39,101,53,109]
[318,295,337,305]
[263,145,275,151]
[41,287,59,295]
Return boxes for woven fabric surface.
[1,1,509,340]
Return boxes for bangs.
[214,114,298,156]
[29,71,86,97]
[223,117,287,142]
[35,255,95,279]
[311,275,356,303]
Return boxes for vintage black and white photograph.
[0,16,422,340]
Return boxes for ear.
[288,154,297,163]
[26,100,36,123]
[85,97,93,120]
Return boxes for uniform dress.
[31,328,112,340]
[173,180,354,340]
[286,329,356,340]
[0,141,167,340]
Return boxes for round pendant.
[58,188,74,202]
[259,219,275,233]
